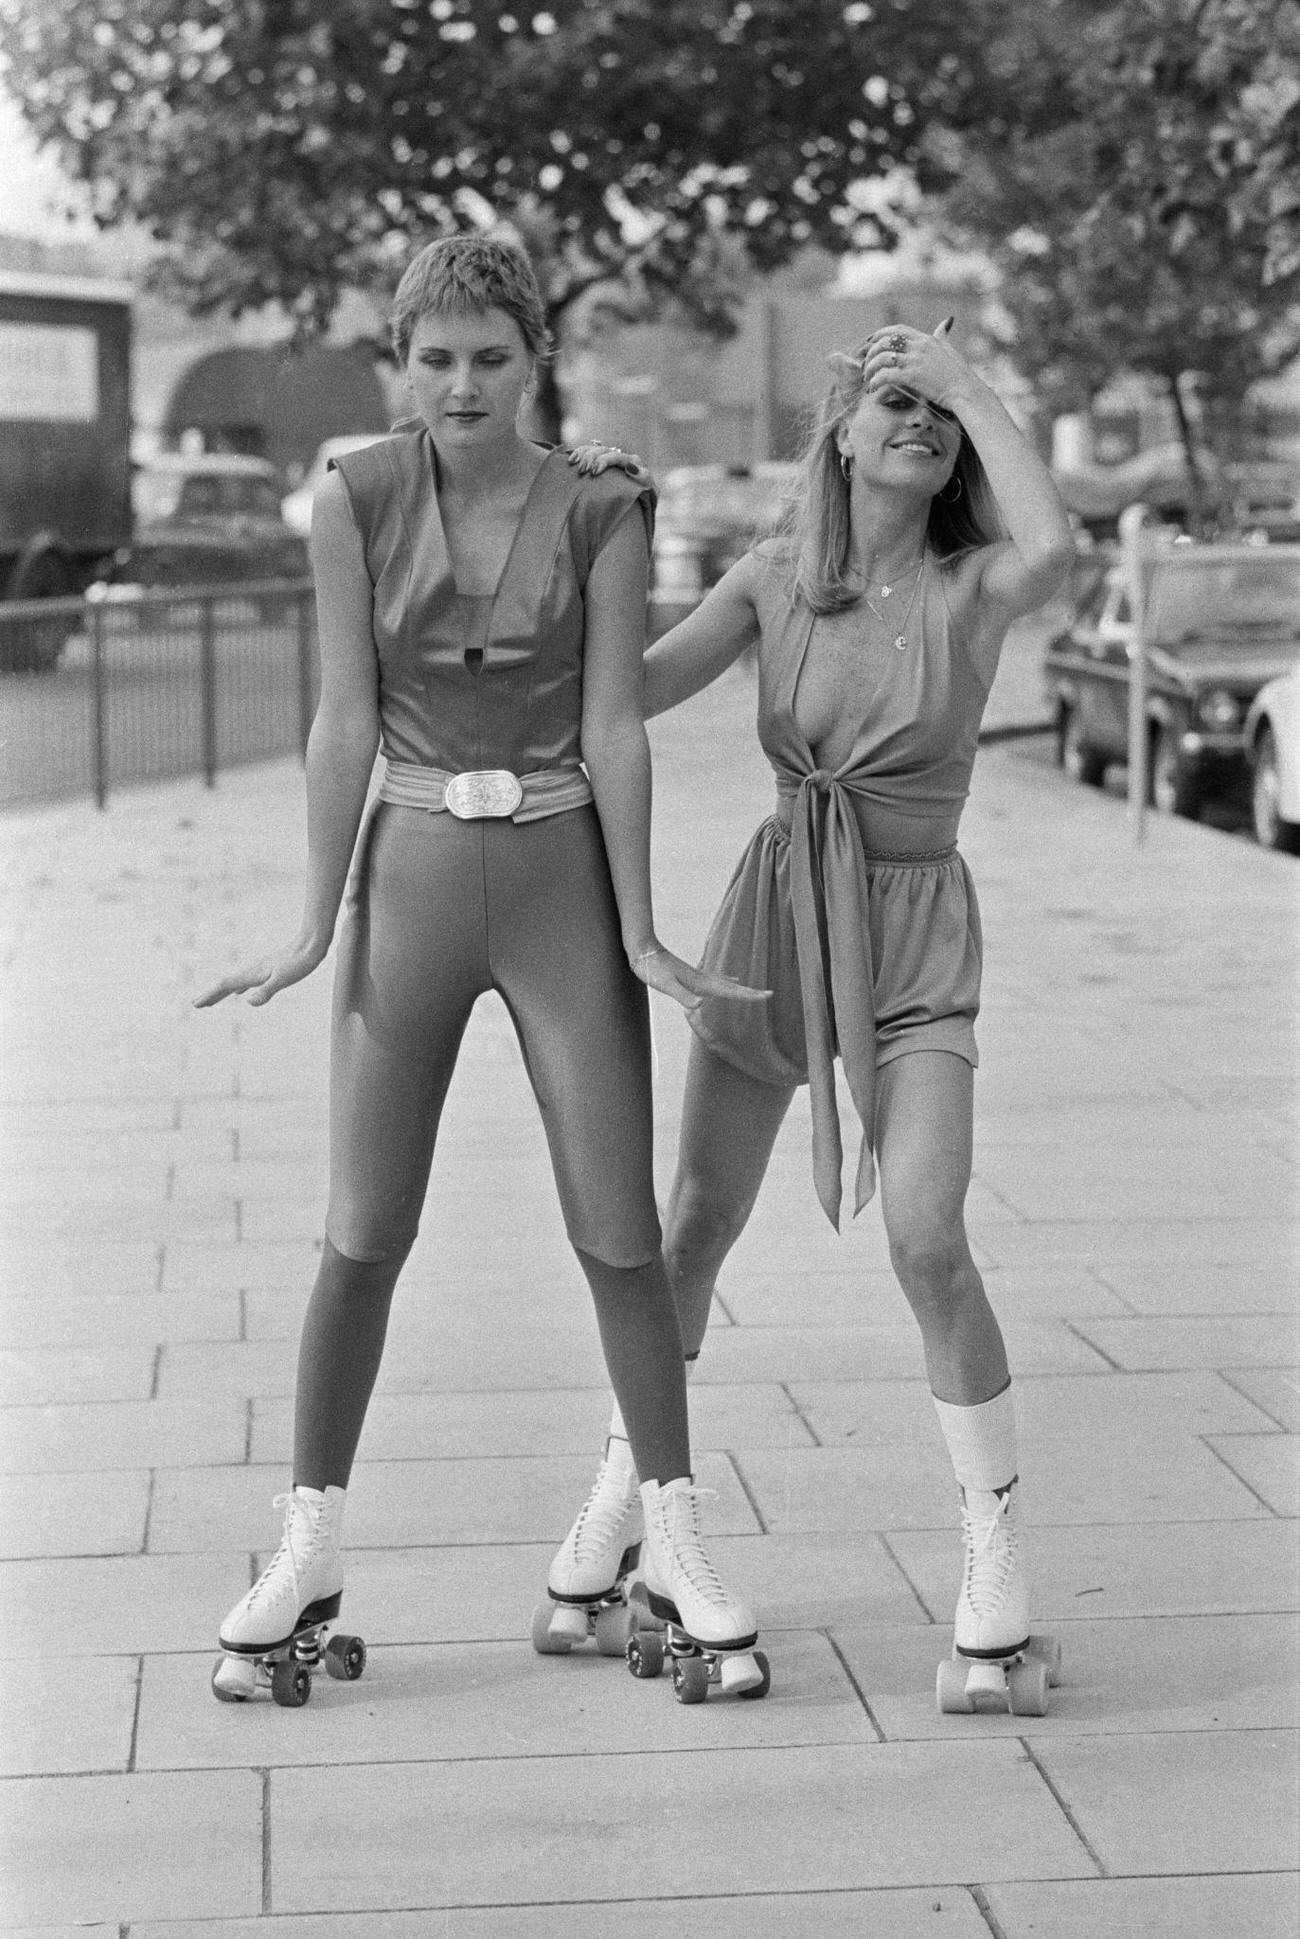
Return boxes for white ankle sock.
[932,1387,1018,1500]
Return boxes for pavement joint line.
[1217,1371,1298,1433]
[1198,1434,1291,1516]
[125,1652,144,1774]
[875,1532,939,1623]
[140,1468,158,1554]
[779,1379,824,1448]
[1062,1322,1124,1372]
[970,1880,1011,1938]
[261,1765,272,1916]
[823,1626,887,1744]
[1019,1737,1108,1878]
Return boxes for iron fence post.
[199,594,218,788]
[1119,503,1155,846]
[90,597,108,810]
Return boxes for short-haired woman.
[200,234,768,1704]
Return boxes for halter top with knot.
[329,427,654,780]
[711,545,994,1227]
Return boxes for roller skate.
[624,1477,770,1703]
[935,1482,1061,1717]
[211,1485,366,1708]
[531,1435,650,1658]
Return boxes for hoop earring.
[840,452,853,482]
[939,474,963,503]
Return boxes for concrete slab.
[988,1874,1300,1939]
[836,1613,1299,1741]
[1093,1259,1300,1316]
[146,1452,762,1554]
[0,1395,247,1474]
[1070,1314,1300,1371]
[0,1654,138,1776]
[0,1238,162,1295]
[0,1467,150,1559]
[268,1741,1092,1911]
[138,1630,871,1771]
[0,1346,156,1406]
[1224,1368,1300,1434]
[694,1322,1107,1384]
[127,1890,995,1938]
[887,1518,1300,1622]
[1032,1728,1299,1875]
[0,1771,262,1925]
[0,1291,239,1350]
[972,1216,1299,1272]
[250,1381,812,1467]
[1207,1434,1300,1516]
[0,1553,253,1658]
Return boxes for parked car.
[113,453,309,607]
[1044,541,1300,818]
[1243,666,1300,853]
[281,433,387,538]
[651,462,800,604]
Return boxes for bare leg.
[663,1038,795,1355]
[874,1050,1008,1404]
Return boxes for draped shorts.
[687,816,982,1089]
[325,800,662,1267]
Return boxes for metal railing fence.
[0,581,319,810]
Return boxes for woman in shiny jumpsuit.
[197,235,767,1701]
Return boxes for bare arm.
[194,472,380,1006]
[643,554,762,717]
[860,326,1074,619]
[582,511,768,1013]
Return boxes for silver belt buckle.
[443,769,524,819]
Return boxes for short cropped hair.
[390,233,552,365]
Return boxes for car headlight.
[1197,687,1240,730]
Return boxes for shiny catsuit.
[688,547,993,1227]
[325,433,661,1272]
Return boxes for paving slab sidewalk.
[0,655,1297,1936]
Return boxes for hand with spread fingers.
[632,943,770,1014]
[566,441,653,484]
[194,937,329,1009]
[858,317,971,422]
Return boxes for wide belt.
[378,759,593,823]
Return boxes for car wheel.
[1251,728,1300,854]
[1149,725,1200,819]
[1059,705,1106,787]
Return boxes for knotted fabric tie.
[779,767,879,1227]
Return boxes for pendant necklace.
[859,555,925,651]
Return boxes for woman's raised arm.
[643,555,762,718]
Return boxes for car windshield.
[133,470,281,521]
[1147,556,1300,646]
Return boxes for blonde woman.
[564,321,1075,1712]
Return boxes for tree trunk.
[1166,370,1207,537]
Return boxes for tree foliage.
[938,0,1300,495]
[0,0,1020,335]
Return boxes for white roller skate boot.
[532,1435,644,1657]
[625,1477,769,1702]
[212,1485,365,1708]
[936,1482,1061,1717]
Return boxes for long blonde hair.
[783,347,1004,614]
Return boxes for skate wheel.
[270,1659,312,1708]
[1007,1656,1050,1717]
[936,1656,973,1714]
[1030,1634,1063,1686]
[324,1633,367,1682]
[531,1602,574,1655]
[672,1654,711,1705]
[625,1630,664,1679]
[593,1600,634,1657]
[735,1649,771,1700]
[211,1653,256,1703]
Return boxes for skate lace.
[961,1497,1018,1619]
[569,1455,634,1563]
[244,1492,310,1609]
[666,1486,729,1606]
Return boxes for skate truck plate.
[212,1603,367,1709]
[935,1633,1062,1717]
[623,1582,771,1704]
